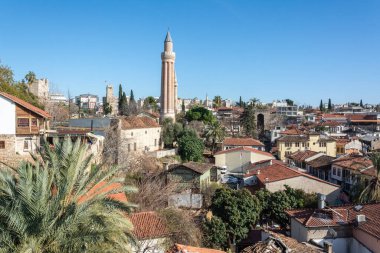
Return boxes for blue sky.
[1,0,379,106]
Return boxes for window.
[134,143,137,151]
[319,142,326,147]
[145,130,147,134]
[285,142,291,147]
[0,141,5,149]
[23,140,29,150]
[333,168,336,175]
[31,118,38,127]
[18,118,29,127]
[285,151,292,156]
[131,132,134,136]
[128,144,131,152]
[154,139,157,147]
[337,169,341,177]
[302,142,305,147]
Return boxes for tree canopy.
[177,128,204,162]
[185,106,215,124]
[0,138,136,252]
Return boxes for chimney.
[318,193,326,209]
[257,170,260,175]
[323,241,333,253]
[356,214,366,225]
[269,160,273,166]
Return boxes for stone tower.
[160,31,177,122]
[103,84,118,116]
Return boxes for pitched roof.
[277,135,309,142]
[286,203,380,240]
[286,150,319,162]
[121,116,160,129]
[0,91,51,118]
[242,231,322,253]
[78,181,127,203]
[319,121,344,127]
[130,211,168,240]
[165,31,172,42]
[279,128,304,135]
[245,162,339,187]
[214,147,274,158]
[306,155,335,168]
[168,244,225,253]
[168,162,213,174]
[332,155,373,172]
[223,137,264,147]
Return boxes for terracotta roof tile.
[223,137,264,147]
[286,150,319,162]
[0,91,51,118]
[214,146,274,158]
[168,162,213,174]
[306,155,335,168]
[286,203,380,240]
[78,181,127,203]
[121,116,160,129]
[130,211,168,240]
[333,155,373,171]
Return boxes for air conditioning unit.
[356,214,366,223]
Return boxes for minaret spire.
[160,31,177,122]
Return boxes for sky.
[1,0,380,106]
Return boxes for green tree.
[240,104,257,138]
[213,96,222,108]
[359,153,380,203]
[202,216,228,250]
[211,188,261,247]
[328,98,332,111]
[103,102,112,115]
[185,106,215,124]
[118,84,123,111]
[177,129,204,162]
[360,99,363,107]
[285,99,294,106]
[161,119,184,148]
[143,96,158,112]
[204,120,225,154]
[129,89,137,115]
[238,96,243,107]
[120,92,129,116]
[319,99,324,112]
[0,138,136,252]
[24,71,36,84]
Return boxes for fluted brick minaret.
[160,31,176,122]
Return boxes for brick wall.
[0,134,16,160]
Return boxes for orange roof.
[0,91,51,118]
[280,128,304,135]
[214,146,274,158]
[246,162,339,187]
[78,181,127,203]
[286,150,318,162]
[169,244,225,253]
[223,137,264,147]
[322,114,346,119]
[130,211,168,240]
[333,155,373,171]
[121,116,160,129]
[286,203,380,240]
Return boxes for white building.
[49,93,68,104]
[75,94,99,110]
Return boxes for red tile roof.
[130,211,168,240]
[286,203,380,240]
[280,128,304,135]
[223,137,264,147]
[78,181,128,203]
[121,116,160,129]
[0,91,51,118]
[168,244,225,253]
[245,162,339,187]
[319,121,344,127]
[286,150,319,162]
[333,155,373,172]
[214,146,274,158]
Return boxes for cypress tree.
[319,99,324,112]
[328,98,332,111]
[360,99,363,107]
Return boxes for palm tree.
[24,71,36,84]
[205,120,225,154]
[359,152,380,203]
[0,138,136,253]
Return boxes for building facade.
[28,78,49,99]
[103,84,119,116]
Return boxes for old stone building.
[103,84,119,116]
[0,91,50,168]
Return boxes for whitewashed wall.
[0,96,16,134]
